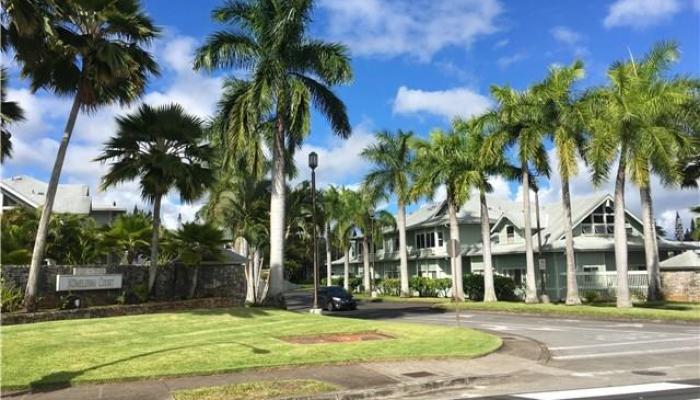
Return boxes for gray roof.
[660,250,700,270]
[1,175,124,214]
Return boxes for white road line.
[550,337,700,350]
[551,345,700,360]
[515,382,698,400]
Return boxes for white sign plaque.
[538,258,546,271]
[56,274,123,291]
[73,267,107,275]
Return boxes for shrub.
[409,276,451,297]
[582,290,600,303]
[463,273,516,301]
[1,278,23,312]
[349,276,362,292]
[434,278,452,297]
[379,278,400,296]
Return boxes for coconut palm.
[480,87,550,303]
[330,186,360,290]
[585,42,699,305]
[1,67,25,162]
[533,60,586,305]
[321,187,342,286]
[96,104,214,296]
[102,213,153,264]
[362,130,415,297]
[194,0,352,297]
[4,0,160,309]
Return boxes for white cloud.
[695,0,700,11]
[392,86,492,120]
[551,26,582,46]
[497,52,527,68]
[318,0,502,61]
[603,0,681,29]
[494,39,509,48]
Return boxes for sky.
[2,0,699,235]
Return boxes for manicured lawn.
[172,379,336,400]
[1,308,500,390]
[437,301,700,321]
[354,294,450,304]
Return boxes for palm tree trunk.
[362,236,371,294]
[480,189,497,302]
[522,164,538,303]
[189,267,199,299]
[253,248,262,303]
[24,95,81,311]
[614,152,632,308]
[242,239,257,305]
[447,198,464,301]
[326,223,332,286]
[640,185,661,301]
[562,176,581,305]
[149,195,162,296]
[343,246,350,290]
[268,117,286,296]
[397,201,410,297]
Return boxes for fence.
[555,271,649,300]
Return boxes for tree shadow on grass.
[186,306,275,318]
[10,340,271,396]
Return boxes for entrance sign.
[73,267,107,275]
[56,274,123,291]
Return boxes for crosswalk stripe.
[551,345,699,360]
[514,382,698,400]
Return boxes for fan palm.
[4,0,160,309]
[480,87,550,303]
[585,42,699,305]
[1,67,25,162]
[362,130,415,297]
[532,60,586,305]
[96,104,214,296]
[102,213,152,264]
[194,0,352,296]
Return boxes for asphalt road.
[285,291,700,399]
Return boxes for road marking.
[551,346,700,360]
[515,382,698,400]
[550,337,700,350]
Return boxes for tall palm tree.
[533,60,586,305]
[331,186,360,290]
[96,104,214,296]
[5,0,160,310]
[481,87,550,304]
[362,130,415,297]
[194,0,352,297]
[322,186,342,286]
[1,67,25,162]
[586,42,699,306]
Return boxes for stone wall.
[661,270,700,302]
[1,263,246,309]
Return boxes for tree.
[481,86,549,303]
[4,0,160,310]
[362,130,415,297]
[585,42,699,304]
[194,0,352,297]
[102,213,152,264]
[533,60,586,305]
[96,104,214,297]
[166,221,225,298]
[674,212,685,241]
[321,186,342,286]
[1,67,25,162]
[328,186,360,290]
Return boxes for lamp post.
[309,152,322,314]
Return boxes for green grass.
[436,301,700,321]
[172,379,336,400]
[1,307,500,390]
[354,294,450,304]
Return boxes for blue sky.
[3,0,699,232]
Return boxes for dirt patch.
[278,331,394,344]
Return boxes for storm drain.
[632,370,667,376]
[402,371,436,378]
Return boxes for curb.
[280,374,511,400]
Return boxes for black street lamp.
[309,152,321,313]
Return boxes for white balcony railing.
[555,271,649,300]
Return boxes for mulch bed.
[278,330,395,344]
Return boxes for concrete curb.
[280,375,511,400]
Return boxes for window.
[506,226,515,243]
[415,231,440,249]
[581,200,619,236]
[437,231,444,247]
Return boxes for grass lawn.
[354,294,450,304]
[1,308,500,390]
[436,301,700,321]
[172,379,336,400]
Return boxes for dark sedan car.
[318,286,357,311]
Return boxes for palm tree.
[96,104,214,296]
[362,130,415,297]
[331,186,360,290]
[5,0,160,309]
[102,213,152,264]
[321,187,342,286]
[194,0,352,297]
[533,60,586,305]
[481,87,550,304]
[586,42,699,306]
[167,221,226,298]
[1,67,25,162]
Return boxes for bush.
[582,290,600,303]
[463,273,516,301]
[1,278,23,312]
[349,276,362,292]
[378,278,400,296]
[409,276,452,297]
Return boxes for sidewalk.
[2,335,549,400]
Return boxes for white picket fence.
[555,271,649,300]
